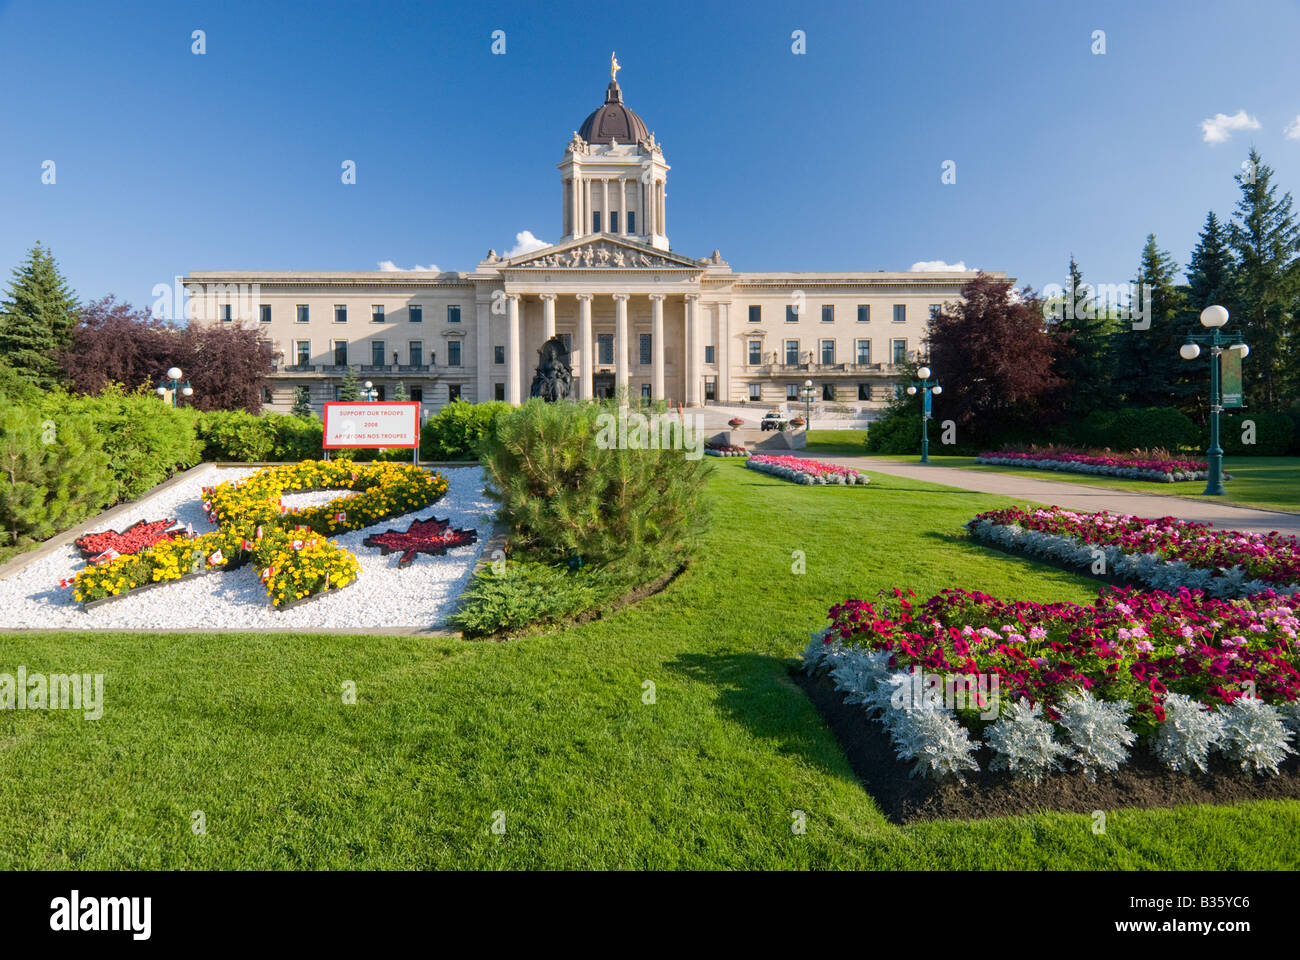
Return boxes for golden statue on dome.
[610,51,621,81]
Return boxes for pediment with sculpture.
[510,239,701,271]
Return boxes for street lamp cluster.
[905,365,942,464]
[155,367,193,407]
[800,378,815,429]
[363,380,379,402]
[1180,305,1249,496]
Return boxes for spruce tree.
[392,381,408,401]
[1053,255,1116,417]
[338,365,361,401]
[0,243,79,389]
[1186,211,1235,312]
[1112,235,1190,410]
[1228,148,1300,409]
[290,385,314,418]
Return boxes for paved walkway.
[815,456,1300,536]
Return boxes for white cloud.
[503,230,551,258]
[909,259,974,272]
[376,260,440,272]
[1285,116,1300,140]
[1200,110,1260,144]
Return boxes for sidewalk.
[817,456,1300,536]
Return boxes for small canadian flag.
[241,540,254,551]
[291,540,304,550]
[58,578,74,589]
[334,511,346,522]
[186,522,195,537]
[208,550,224,565]
[91,549,120,565]
[255,525,264,540]
[260,566,275,583]
[202,500,211,512]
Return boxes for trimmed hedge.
[195,410,324,462]
[1220,411,1294,456]
[421,399,510,461]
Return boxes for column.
[650,294,665,400]
[658,182,666,236]
[602,179,610,232]
[644,179,654,236]
[506,294,521,406]
[613,293,629,400]
[577,294,593,400]
[541,293,556,341]
[619,179,627,236]
[584,179,592,236]
[718,302,731,404]
[476,300,492,403]
[684,294,699,405]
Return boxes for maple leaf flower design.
[362,517,478,566]
[74,519,181,560]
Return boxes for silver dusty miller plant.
[887,705,981,782]
[1152,694,1224,774]
[1217,697,1296,776]
[827,647,892,708]
[1055,688,1136,780]
[984,698,1071,784]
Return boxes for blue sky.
[2,0,1299,309]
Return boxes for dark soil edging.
[794,666,1300,824]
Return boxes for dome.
[578,79,649,145]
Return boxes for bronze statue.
[529,335,573,401]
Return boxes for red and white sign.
[322,402,420,449]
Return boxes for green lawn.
[2,462,1298,869]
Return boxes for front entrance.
[593,373,616,399]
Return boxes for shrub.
[864,411,924,454]
[480,399,710,569]
[450,561,608,637]
[421,400,510,461]
[1071,406,1198,453]
[195,409,277,462]
[1220,411,1294,456]
[272,414,324,461]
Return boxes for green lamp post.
[905,365,942,464]
[800,378,815,430]
[1179,305,1248,496]
[155,366,193,408]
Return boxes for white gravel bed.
[0,464,497,630]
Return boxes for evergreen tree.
[392,380,408,401]
[338,365,361,401]
[0,243,79,389]
[1228,148,1300,409]
[290,385,314,418]
[1052,255,1117,417]
[1112,234,1191,409]
[1186,211,1235,312]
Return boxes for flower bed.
[967,506,1300,597]
[975,447,1220,483]
[802,587,1300,783]
[745,454,868,485]
[705,443,748,458]
[71,460,448,608]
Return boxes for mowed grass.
[2,462,1298,869]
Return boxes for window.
[639,333,652,366]
[447,384,462,402]
[333,386,344,401]
[704,377,716,401]
[375,385,387,401]
[893,304,906,323]
[858,383,872,401]
[748,339,762,365]
[333,340,348,367]
[820,339,835,364]
[784,340,799,365]
[372,341,386,368]
[598,334,614,365]
[748,305,761,323]
[447,305,461,324]
[640,382,651,400]
[929,304,941,320]
[592,211,602,233]
[410,387,423,403]
[220,304,233,322]
[409,340,423,367]
[295,340,311,367]
[786,305,799,323]
[626,211,635,234]
[494,345,505,365]
[821,304,834,323]
[856,339,871,365]
[857,304,870,323]
[610,212,620,234]
[494,382,505,401]
[409,304,423,323]
[259,304,272,324]
[822,383,835,401]
[748,383,762,401]
[704,345,715,365]
[448,341,462,366]
[372,305,385,323]
[335,305,348,324]
[786,383,799,400]
[892,339,907,364]
[296,304,309,323]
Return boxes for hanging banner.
[923,387,932,419]
[1221,348,1245,409]
[322,402,421,449]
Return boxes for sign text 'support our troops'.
[0,667,104,719]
